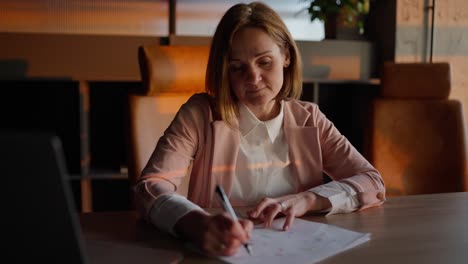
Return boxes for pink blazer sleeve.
[133,95,206,218]
[314,105,386,210]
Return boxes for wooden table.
[80,192,468,263]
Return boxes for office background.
[1,0,467,212]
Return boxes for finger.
[239,219,254,233]
[201,228,226,256]
[263,203,282,228]
[227,217,250,242]
[282,207,295,231]
[202,214,237,256]
[278,200,286,212]
[205,231,240,256]
[246,215,264,225]
[204,215,228,242]
[211,241,240,256]
[217,231,243,256]
[222,219,254,256]
[247,209,266,223]
[214,214,249,249]
[248,197,276,218]
[203,233,239,256]
[222,240,241,256]
[239,219,254,240]
[201,239,223,256]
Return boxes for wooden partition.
[0,32,161,81]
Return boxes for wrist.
[302,191,331,212]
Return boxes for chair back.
[139,45,209,95]
[368,62,468,196]
[128,45,210,197]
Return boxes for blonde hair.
[205,2,303,127]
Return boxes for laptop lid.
[2,132,88,264]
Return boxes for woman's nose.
[246,66,262,84]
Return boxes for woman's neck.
[245,100,281,121]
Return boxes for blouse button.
[376,192,385,200]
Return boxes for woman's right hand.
[174,210,253,256]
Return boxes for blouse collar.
[238,101,284,143]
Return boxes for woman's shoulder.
[179,92,211,110]
[185,92,212,105]
[177,92,214,119]
[282,98,325,127]
[283,98,320,114]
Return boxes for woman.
[134,2,385,257]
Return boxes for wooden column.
[79,80,92,213]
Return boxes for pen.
[215,184,252,256]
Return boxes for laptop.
[2,132,182,264]
[2,132,87,263]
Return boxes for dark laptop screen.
[1,132,87,264]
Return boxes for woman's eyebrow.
[254,50,272,57]
[229,50,273,61]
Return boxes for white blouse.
[149,101,359,235]
[230,101,295,206]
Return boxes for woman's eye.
[259,60,272,67]
[229,64,243,72]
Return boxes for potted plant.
[304,0,371,39]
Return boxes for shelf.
[70,170,128,181]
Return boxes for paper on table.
[220,217,370,264]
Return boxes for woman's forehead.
[229,27,281,58]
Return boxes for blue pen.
[215,184,252,256]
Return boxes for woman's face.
[228,27,290,110]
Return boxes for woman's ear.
[283,47,291,67]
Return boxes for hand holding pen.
[215,185,253,256]
[174,184,253,256]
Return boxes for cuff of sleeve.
[309,181,359,215]
[149,194,203,236]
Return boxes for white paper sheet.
[220,217,370,264]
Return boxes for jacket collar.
[283,99,312,127]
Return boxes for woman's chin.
[244,93,276,106]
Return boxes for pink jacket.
[134,93,385,216]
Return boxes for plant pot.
[324,14,337,39]
[324,13,366,40]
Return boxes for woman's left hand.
[246,192,331,231]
